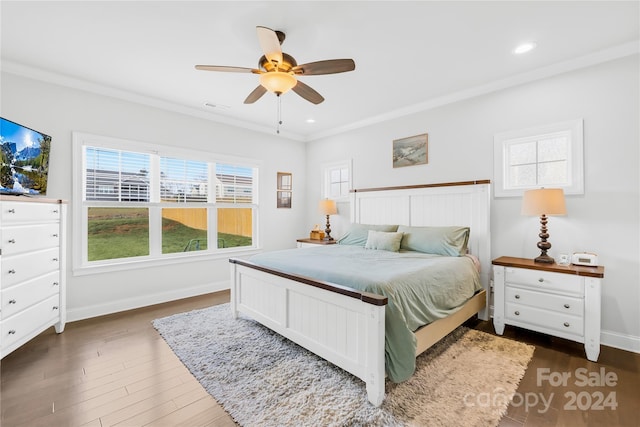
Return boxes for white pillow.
[364,230,403,252]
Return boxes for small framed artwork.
[392,133,428,168]
[277,191,292,208]
[277,172,292,190]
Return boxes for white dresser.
[492,256,604,362]
[0,197,67,358]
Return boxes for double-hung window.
[73,133,259,273]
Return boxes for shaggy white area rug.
[153,303,534,427]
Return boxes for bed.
[229,180,491,406]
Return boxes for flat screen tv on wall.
[0,117,51,196]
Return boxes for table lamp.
[318,198,338,241]
[521,188,567,263]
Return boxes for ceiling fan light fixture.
[259,71,297,95]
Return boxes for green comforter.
[249,245,482,382]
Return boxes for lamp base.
[534,253,555,264]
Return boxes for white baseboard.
[601,329,640,354]
[67,280,229,323]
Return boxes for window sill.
[72,247,263,277]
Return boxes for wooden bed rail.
[229,258,388,306]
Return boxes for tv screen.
[0,117,51,196]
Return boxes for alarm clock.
[571,252,599,267]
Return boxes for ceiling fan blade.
[244,85,268,104]
[292,59,355,76]
[292,80,324,104]
[195,65,261,74]
[256,26,283,67]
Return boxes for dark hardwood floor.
[1,291,638,426]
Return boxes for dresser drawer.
[506,302,584,336]
[1,271,60,320]
[505,286,583,317]
[505,267,583,296]
[1,202,61,224]
[1,223,60,256]
[1,247,60,289]
[1,294,60,351]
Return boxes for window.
[73,133,259,272]
[494,119,584,197]
[323,160,352,200]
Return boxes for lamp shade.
[521,188,567,216]
[319,198,337,215]
[259,72,297,95]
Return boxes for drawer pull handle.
[52,258,59,262]
[538,278,544,283]
[564,304,570,309]
[53,209,59,213]
[53,282,59,286]
[8,239,15,244]
[53,234,59,238]
[564,322,570,327]
[514,311,520,316]
[8,269,16,274]
[53,306,59,310]
[8,330,16,335]
[8,299,16,304]
[7,209,15,214]
[515,294,520,299]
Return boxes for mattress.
[248,245,482,382]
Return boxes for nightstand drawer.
[505,267,583,296]
[506,286,583,317]
[506,302,584,336]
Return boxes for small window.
[323,160,352,200]
[494,119,583,197]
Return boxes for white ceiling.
[1,1,638,141]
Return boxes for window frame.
[493,119,584,197]
[322,159,352,201]
[72,132,261,276]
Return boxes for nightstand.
[492,256,604,362]
[296,238,337,248]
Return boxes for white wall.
[305,56,640,353]
[1,72,307,320]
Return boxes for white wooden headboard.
[350,180,491,319]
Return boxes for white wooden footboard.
[230,259,387,406]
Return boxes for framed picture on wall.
[393,133,428,168]
[277,191,292,208]
[277,172,292,190]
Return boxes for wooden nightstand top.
[296,238,337,245]
[492,256,604,278]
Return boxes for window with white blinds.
[73,132,259,270]
[215,163,254,204]
[85,147,150,202]
[160,157,208,202]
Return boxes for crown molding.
[308,40,640,141]
[2,40,637,143]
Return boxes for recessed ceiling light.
[306,118,316,124]
[513,42,537,55]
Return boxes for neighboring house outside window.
[72,133,259,274]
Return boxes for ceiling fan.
[195,26,355,105]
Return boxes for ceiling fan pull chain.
[277,94,283,134]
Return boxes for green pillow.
[337,223,399,246]
[364,230,404,252]
[397,225,470,256]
